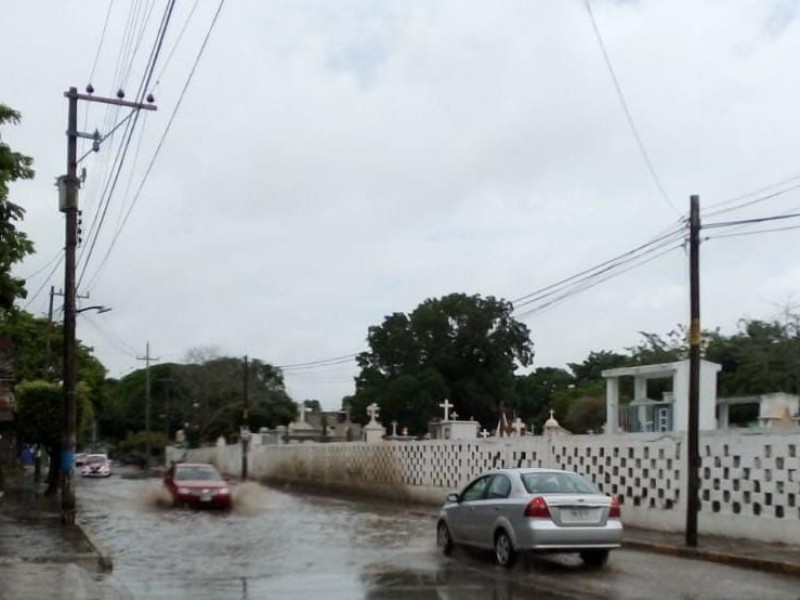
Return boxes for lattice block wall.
[699,435,799,521]
[193,429,800,542]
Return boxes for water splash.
[232,482,269,515]
[133,481,174,511]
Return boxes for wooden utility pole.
[686,194,701,547]
[137,342,160,468]
[59,86,156,525]
[241,355,250,480]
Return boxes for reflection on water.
[77,475,592,600]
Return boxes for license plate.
[565,508,594,522]
[200,494,212,502]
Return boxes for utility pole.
[137,342,159,469]
[59,86,156,525]
[241,355,250,480]
[59,87,79,526]
[686,194,701,547]
[44,286,55,380]
[158,378,172,442]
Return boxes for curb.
[75,522,113,572]
[623,539,800,577]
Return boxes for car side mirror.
[446,492,460,504]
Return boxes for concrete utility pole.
[59,86,156,525]
[241,355,250,480]
[686,194,701,547]
[137,342,160,469]
[44,286,55,380]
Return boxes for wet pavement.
[2,468,799,599]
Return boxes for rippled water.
[77,472,435,599]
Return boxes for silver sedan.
[436,468,622,568]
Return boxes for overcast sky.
[3,1,800,410]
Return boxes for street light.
[75,305,112,315]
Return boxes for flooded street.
[76,471,800,600]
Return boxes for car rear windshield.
[85,455,107,464]
[521,472,599,495]
[175,467,222,481]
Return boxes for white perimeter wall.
[168,429,800,544]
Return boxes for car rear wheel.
[437,521,453,555]
[580,549,610,568]
[494,530,516,568]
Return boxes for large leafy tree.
[0,105,35,311]
[513,367,574,430]
[0,310,107,392]
[351,293,533,433]
[706,313,800,396]
[104,354,296,447]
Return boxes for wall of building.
[168,429,800,544]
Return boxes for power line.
[277,353,360,370]
[88,0,115,86]
[155,0,201,85]
[705,224,800,240]
[513,241,684,320]
[81,314,139,357]
[85,0,228,290]
[22,254,64,311]
[78,0,177,290]
[582,0,679,215]
[702,180,800,218]
[702,211,800,230]
[21,250,64,281]
[512,224,685,309]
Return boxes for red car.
[163,462,232,509]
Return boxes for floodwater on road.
[76,471,800,600]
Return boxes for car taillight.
[524,496,551,519]
[608,496,621,519]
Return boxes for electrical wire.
[702,212,800,230]
[78,0,177,290]
[704,224,800,240]
[155,0,201,85]
[582,0,679,215]
[513,241,684,320]
[84,0,228,290]
[88,0,115,86]
[77,110,136,164]
[20,250,64,281]
[702,180,800,218]
[512,225,686,309]
[81,314,139,358]
[276,353,360,371]
[22,254,64,311]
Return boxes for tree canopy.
[102,354,297,446]
[350,293,533,433]
[0,104,35,312]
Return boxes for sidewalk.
[0,469,118,600]
[409,504,800,577]
[622,525,800,577]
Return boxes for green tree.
[0,105,35,311]
[105,355,296,447]
[513,367,574,429]
[15,380,92,495]
[352,293,533,433]
[706,313,800,396]
[568,350,629,385]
